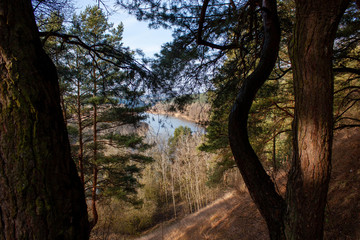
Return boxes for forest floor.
[133,128,360,240]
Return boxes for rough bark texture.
[286,1,349,239]
[0,0,89,239]
[228,0,285,239]
[228,0,353,239]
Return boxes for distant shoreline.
[147,109,199,124]
[148,102,210,125]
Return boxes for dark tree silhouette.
[0,0,89,239]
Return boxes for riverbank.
[144,112,204,137]
[148,102,210,125]
[147,109,197,123]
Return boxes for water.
[144,113,204,138]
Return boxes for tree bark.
[171,166,177,219]
[90,60,99,230]
[90,166,99,230]
[229,0,351,239]
[272,132,277,173]
[0,0,89,239]
[77,76,85,186]
[228,0,286,239]
[286,0,349,239]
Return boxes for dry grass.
[135,190,268,240]
[133,129,360,240]
[324,129,360,240]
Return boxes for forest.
[0,0,359,240]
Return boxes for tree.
[211,0,350,238]
[333,3,360,130]
[143,126,216,222]
[285,1,350,238]
[57,6,154,230]
[0,0,89,239]
[200,49,293,181]
[117,0,355,239]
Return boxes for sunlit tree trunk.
[75,55,85,186]
[161,152,169,205]
[60,93,68,125]
[272,133,277,173]
[90,59,99,230]
[229,0,351,238]
[286,0,349,239]
[77,76,85,186]
[0,0,89,239]
[170,165,177,218]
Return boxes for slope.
[135,129,360,240]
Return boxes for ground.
[133,128,360,240]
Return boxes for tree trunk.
[228,1,286,239]
[286,0,349,239]
[60,93,68,126]
[90,166,99,230]
[90,60,99,230]
[272,133,277,173]
[0,0,89,239]
[229,0,351,239]
[77,76,85,186]
[171,166,177,219]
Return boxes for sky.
[74,0,173,58]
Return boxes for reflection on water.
[144,113,204,138]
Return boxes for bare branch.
[39,31,152,78]
[271,100,294,118]
[334,67,360,75]
[196,0,240,50]
[334,86,360,94]
[269,67,292,80]
[335,99,359,121]
[334,124,360,130]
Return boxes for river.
[144,113,204,138]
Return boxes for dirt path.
[135,129,360,240]
[135,190,268,240]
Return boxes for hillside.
[325,129,360,239]
[135,129,360,240]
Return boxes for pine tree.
[63,6,153,230]
[117,0,353,238]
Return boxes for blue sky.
[74,0,173,58]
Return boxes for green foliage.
[41,5,154,214]
[332,2,360,130]
[168,126,192,145]
[66,124,78,139]
[199,37,294,181]
[86,96,106,106]
[206,157,236,186]
[36,1,359,236]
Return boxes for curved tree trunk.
[228,0,285,239]
[286,0,349,239]
[0,0,89,239]
[228,0,351,239]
